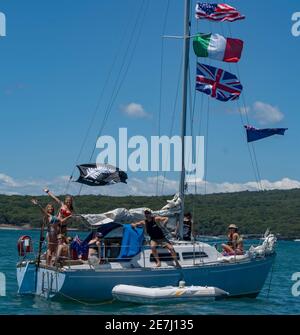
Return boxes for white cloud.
[121,103,150,118]
[1,173,300,197]
[253,101,284,125]
[228,102,285,126]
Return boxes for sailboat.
[17,1,277,302]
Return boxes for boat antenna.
[178,0,191,239]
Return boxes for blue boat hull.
[56,255,275,301]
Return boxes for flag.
[195,3,245,22]
[244,125,288,143]
[193,33,243,63]
[196,63,243,102]
[76,163,128,186]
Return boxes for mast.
[178,0,191,239]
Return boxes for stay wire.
[78,0,150,196]
[226,23,263,191]
[64,3,140,195]
[156,0,171,196]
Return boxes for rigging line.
[226,23,263,191]
[77,1,150,196]
[160,55,183,195]
[99,0,150,145]
[91,0,149,146]
[64,4,140,195]
[156,0,171,196]
[236,100,262,191]
[204,96,210,196]
[188,57,198,235]
[77,1,149,197]
[65,24,131,186]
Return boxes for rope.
[160,56,183,194]
[156,0,171,196]
[266,258,275,299]
[57,291,115,306]
[64,0,150,196]
[64,3,140,195]
[225,22,264,192]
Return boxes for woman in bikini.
[222,224,244,255]
[31,199,60,265]
[44,189,74,235]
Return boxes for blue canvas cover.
[118,224,144,260]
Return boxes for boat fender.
[17,235,33,256]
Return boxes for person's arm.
[44,188,62,205]
[131,220,145,229]
[31,199,50,217]
[232,233,239,248]
[155,216,169,226]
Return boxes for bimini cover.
[81,194,182,233]
[118,224,144,260]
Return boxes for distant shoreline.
[0,224,81,231]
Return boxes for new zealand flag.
[244,125,288,143]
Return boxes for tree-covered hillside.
[1,189,300,238]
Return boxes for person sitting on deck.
[43,188,74,235]
[131,209,181,268]
[222,224,244,256]
[88,232,104,264]
[55,234,70,264]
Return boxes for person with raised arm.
[43,188,74,235]
[31,199,61,266]
[131,209,181,268]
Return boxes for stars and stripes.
[195,3,245,22]
[196,63,243,102]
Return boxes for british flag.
[196,63,243,102]
[195,3,245,22]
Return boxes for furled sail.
[80,194,182,232]
[76,163,128,186]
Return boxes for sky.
[0,0,300,196]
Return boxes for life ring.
[17,235,33,256]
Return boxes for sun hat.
[228,224,238,229]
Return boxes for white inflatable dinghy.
[112,281,229,304]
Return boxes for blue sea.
[0,229,299,315]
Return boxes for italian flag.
[193,33,243,63]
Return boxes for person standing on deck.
[131,209,181,268]
[44,188,74,235]
[31,199,68,266]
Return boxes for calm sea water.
[0,229,299,315]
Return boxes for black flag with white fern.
[76,164,128,186]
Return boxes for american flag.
[196,63,243,102]
[195,3,245,22]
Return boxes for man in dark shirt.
[132,209,180,268]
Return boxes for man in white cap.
[221,224,244,255]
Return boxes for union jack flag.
[196,63,243,102]
[195,3,245,22]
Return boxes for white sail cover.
[81,194,182,231]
